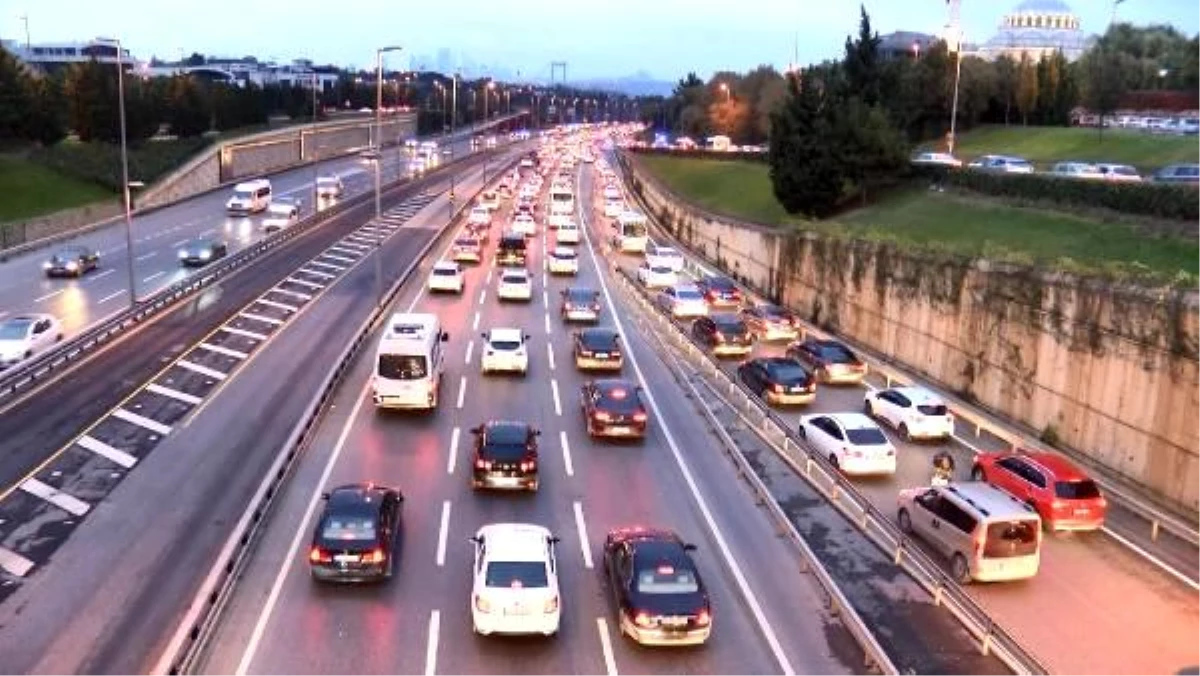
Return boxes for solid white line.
[21,478,90,516]
[332,242,369,252]
[197,341,249,359]
[76,434,138,469]
[113,407,173,436]
[233,378,373,675]
[436,500,451,567]
[221,326,269,341]
[544,313,551,334]
[456,375,467,409]
[560,431,574,477]
[447,427,460,475]
[596,617,619,676]
[478,288,486,305]
[577,170,796,675]
[176,359,228,380]
[550,379,562,416]
[271,287,312,301]
[256,298,299,312]
[135,251,157,262]
[240,311,285,326]
[98,290,126,305]
[472,311,481,331]
[424,610,441,676]
[1102,525,1200,591]
[146,382,202,405]
[142,271,164,283]
[35,289,63,303]
[464,340,475,365]
[0,546,35,577]
[88,269,115,282]
[573,501,593,568]
[547,342,556,370]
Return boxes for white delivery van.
[372,313,449,410]
[226,179,273,214]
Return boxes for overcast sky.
[4,0,1197,80]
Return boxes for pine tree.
[768,71,845,218]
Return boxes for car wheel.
[970,466,985,481]
[951,553,971,584]
[898,508,913,533]
[899,423,912,442]
[828,454,839,469]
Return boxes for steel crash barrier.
[608,263,1050,676]
[0,139,508,408]
[612,151,1200,559]
[153,149,525,675]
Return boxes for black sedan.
[573,327,623,371]
[738,357,817,405]
[43,245,100,277]
[308,482,403,582]
[785,337,868,385]
[691,313,754,357]
[603,526,712,646]
[560,287,602,323]
[470,420,541,491]
[177,237,228,266]
[694,274,742,307]
[581,379,648,439]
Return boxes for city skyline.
[4,0,1197,82]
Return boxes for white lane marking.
[35,289,63,303]
[544,313,551,334]
[76,434,138,468]
[240,311,284,326]
[573,501,593,568]
[0,311,6,320]
[560,431,574,477]
[135,251,157,262]
[597,617,619,676]
[21,478,90,516]
[547,342,556,370]
[220,326,268,341]
[542,289,549,307]
[197,342,249,360]
[0,546,35,577]
[172,238,189,247]
[306,260,345,272]
[1102,525,1200,591]
[200,228,216,236]
[485,269,492,284]
[472,311,481,331]
[550,379,562,416]
[424,610,441,676]
[146,382,202,405]
[436,500,451,567]
[447,427,460,475]
[88,269,115,282]
[112,407,173,436]
[271,287,312,301]
[285,276,324,290]
[299,267,338,280]
[257,298,298,312]
[464,340,475,365]
[456,375,467,409]
[478,288,486,305]
[176,359,228,381]
[142,271,164,283]
[578,169,796,675]
[98,290,125,305]
[321,252,358,263]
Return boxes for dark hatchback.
[177,236,228,267]
[470,420,541,491]
[694,275,742,307]
[691,313,754,357]
[785,338,868,385]
[603,526,712,646]
[560,287,602,322]
[581,379,648,439]
[43,245,100,277]
[739,304,800,341]
[309,482,403,582]
[497,234,527,266]
[738,357,817,405]
[573,327,623,371]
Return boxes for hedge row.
[629,147,768,163]
[911,165,1198,221]
[27,137,212,192]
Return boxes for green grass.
[0,155,114,222]
[926,125,1199,172]
[637,154,1198,282]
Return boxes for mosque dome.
[979,0,1096,62]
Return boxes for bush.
[910,165,1198,221]
[630,147,768,163]
[27,137,211,192]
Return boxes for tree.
[1079,44,1128,135]
[23,76,67,146]
[834,97,909,205]
[707,98,751,140]
[992,55,1018,125]
[166,76,209,137]
[842,5,883,106]
[768,71,846,218]
[64,60,119,142]
[1015,53,1039,125]
[0,47,32,140]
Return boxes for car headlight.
[42,262,52,270]
[200,250,212,259]
[178,250,189,259]
[66,261,78,270]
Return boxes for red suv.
[971,451,1107,532]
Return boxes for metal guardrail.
[152,151,523,675]
[612,150,1200,552]
[609,264,1049,675]
[0,139,504,408]
[639,303,898,675]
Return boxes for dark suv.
[497,233,527,266]
[470,420,541,491]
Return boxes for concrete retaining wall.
[622,151,1200,515]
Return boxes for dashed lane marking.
[551,379,562,416]
[112,407,173,436]
[285,277,325,290]
[256,298,298,312]
[76,435,138,469]
[197,342,250,360]
[220,326,269,341]
[0,546,35,577]
[240,311,284,326]
[298,268,338,280]
[447,427,460,475]
[321,252,358,263]
[573,501,593,568]
[305,260,346,272]
[20,478,90,516]
[176,359,228,381]
[560,431,573,477]
[270,288,312,301]
[146,383,203,406]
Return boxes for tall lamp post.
[97,36,140,305]
[484,80,495,121]
[947,29,964,156]
[373,45,402,308]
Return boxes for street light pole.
[99,37,138,305]
[373,45,402,308]
[311,71,319,210]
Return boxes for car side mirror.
[468,536,480,544]
[396,493,405,502]
[441,332,450,342]
[320,492,330,500]
[534,429,542,436]
[550,537,561,544]
[682,543,697,551]
[524,334,531,340]
[480,332,487,339]
[470,425,483,434]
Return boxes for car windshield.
[676,289,703,301]
[650,266,673,274]
[378,354,427,380]
[500,238,525,250]
[553,250,576,260]
[0,322,31,340]
[234,189,253,200]
[502,274,528,284]
[317,177,337,185]
[767,363,808,382]
[455,238,479,247]
[432,267,458,276]
[846,427,888,446]
[485,561,548,588]
[566,290,596,302]
[635,566,699,594]
[819,344,857,362]
[656,248,679,257]
[707,278,735,290]
[1054,479,1102,500]
[714,319,747,334]
[916,402,948,416]
[320,515,376,542]
[581,332,618,350]
[489,339,521,351]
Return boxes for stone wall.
[621,151,1200,515]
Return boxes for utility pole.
[20,14,29,51]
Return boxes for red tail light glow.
[475,458,493,470]
[696,609,712,626]
[544,596,560,613]
[594,411,611,421]
[309,546,331,564]
[474,594,492,613]
[772,383,785,393]
[364,548,386,564]
[633,610,653,627]
[520,460,537,472]
[632,411,648,422]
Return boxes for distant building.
[877,31,940,60]
[1,38,139,74]
[143,57,340,91]
[978,0,1096,62]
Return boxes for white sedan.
[480,328,530,375]
[428,261,465,294]
[470,523,561,637]
[655,284,708,319]
[547,247,578,275]
[497,269,533,301]
[0,314,63,370]
[604,199,624,218]
[799,413,896,476]
[512,214,537,237]
[637,262,677,289]
[863,386,955,441]
[468,207,492,228]
[316,175,344,198]
[262,198,301,232]
[645,244,685,273]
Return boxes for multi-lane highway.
[0,143,524,673]
[600,153,1200,673]
[197,149,861,675]
[0,123,506,339]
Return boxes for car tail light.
[578,349,593,357]
[714,333,725,343]
[594,411,611,421]
[632,411,648,423]
[592,303,601,311]
[308,546,331,564]
[696,609,711,626]
[632,610,653,628]
[475,458,493,470]
[364,548,386,564]
[772,383,785,393]
[544,596,559,613]
[474,594,492,613]
[520,460,537,472]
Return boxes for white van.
[555,220,580,244]
[226,179,272,214]
[372,313,450,410]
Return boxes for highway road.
[0,121,512,340]
[600,155,1200,673]
[198,151,860,675]
[0,148,523,673]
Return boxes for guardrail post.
[893,542,904,566]
[1151,520,1160,542]
[932,579,944,607]
[975,421,982,437]
[980,624,993,657]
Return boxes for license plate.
[504,605,529,616]
[662,617,688,627]
[1074,508,1090,516]
[334,554,359,563]
[493,476,520,486]
[609,426,631,435]
[595,353,609,359]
